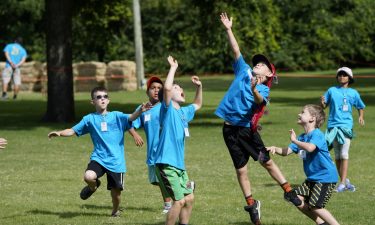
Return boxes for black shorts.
[295,180,336,208]
[86,161,124,190]
[223,123,269,169]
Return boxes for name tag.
[299,150,306,160]
[101,122,108,131]
[144,114,151,122]
[343,104,349,112]
[184,128,190,137]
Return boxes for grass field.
[0,71,374,225]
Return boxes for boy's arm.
[48,128,75,139]
[191,76,202,111]
[290,129,316,152]
[320,95,327,109]
[266,146,293,156]
[4,52,16,68]
[128,103,151,121]
[358,108,365,126]
[220,12,241,60]
[128,128,144,147]
[16,56,27,68]
[251,78,264,104]
[164,56,178,106]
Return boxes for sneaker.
[111,210,121,217]
[284,190,302,206]
[1,94,8,100]
[258,149,270,163]
[244,200,261,225]
[80,179,101,200]
[335,183,346,193]
[162,205,171,214]
[13,95,17,100]
[187,180,195,192]
[345,179,356,192]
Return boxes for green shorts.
[295,180,336,208]
[155,164,193,201]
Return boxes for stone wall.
[0,60,137,92]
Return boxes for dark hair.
[14,37,23,44]
[304,104,325,128]
[336,71,354,84]
[91,86,108,99]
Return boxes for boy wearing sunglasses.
[48,86,150,217]
[321,67,365,192]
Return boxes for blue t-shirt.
[324,86,365,129]
[215,54,269,127]
[289,129,338,183]
[132,103,162,165]
[4,43,27,68]
[72,111,131,173]
[155,101,195,170]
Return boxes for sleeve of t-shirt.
[182,104,196,123]
[131,105,143,129]
[233,54,252,78]
[257,85,270,103]
[353,90,366,109]
[309,130,325,151]
[72,116,90,137]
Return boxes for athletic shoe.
[111,210,121,217]
[345,179,356,192]
[335,183,346,193]
[1,94,8,100]
[13,95,17,100]
[244,200,261,225]
[80,179,101,200]
[284,190,302,206]
[162,205,171,214]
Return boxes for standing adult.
[2,37,27,100]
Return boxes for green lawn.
[0,73,374,225]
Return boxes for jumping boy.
[215,12,301,224]
[321,67,365,192]
[267,104,340,225]
[128,76,173,214]
[154,56,202,225]
[48,87,149,217]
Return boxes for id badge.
[298,150,306,160]
[343,104,349,112]
[101,122,108,131]
[184,127,190,137]
[144,114,151,122]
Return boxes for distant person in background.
[321,67,365,192]
[2,37,27,100]
[0,137,7,149]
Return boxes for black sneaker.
[284,190,302,206]
[244,200,261,225]
[80,179,101,200]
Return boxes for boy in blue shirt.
[128,76,173,214]
[154,56,202,225]
[267,104,340,225]
[48,87,149,217]
[2,37,27,100]
[321,67,365,192]
[215,12,300,225]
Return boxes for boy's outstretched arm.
[164,56,178,106]
[191,76,202,111]
[48,128,75,139]
[266,146,292,156]
[289,129,316,152]
[129,103,152,122]
[220,12,241,60]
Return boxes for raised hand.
[289,129,297,142]
[191,76,202,87]
[167,55,178,68]
[220,12,232,30]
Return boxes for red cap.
[146,76,163,90]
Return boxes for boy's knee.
[184,193,194,205]
[83,170,97,182]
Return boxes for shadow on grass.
[27,209,108,218]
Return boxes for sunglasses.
[337,73,349,77]
[94,95,109,100]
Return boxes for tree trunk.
[43,0,75,122]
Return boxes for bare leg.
[111,188,121,215]
[179,194,194,224]
[166,198,185,225]
[260,159,287,185]
[83,170,98,191]
[235,165,252,197]
[13,84,20,97]
[296,198,325,224]
[312,207,340,225]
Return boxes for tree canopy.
[1,0,374,74]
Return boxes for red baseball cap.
[252,54,276,77]
[146,76,163,90]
